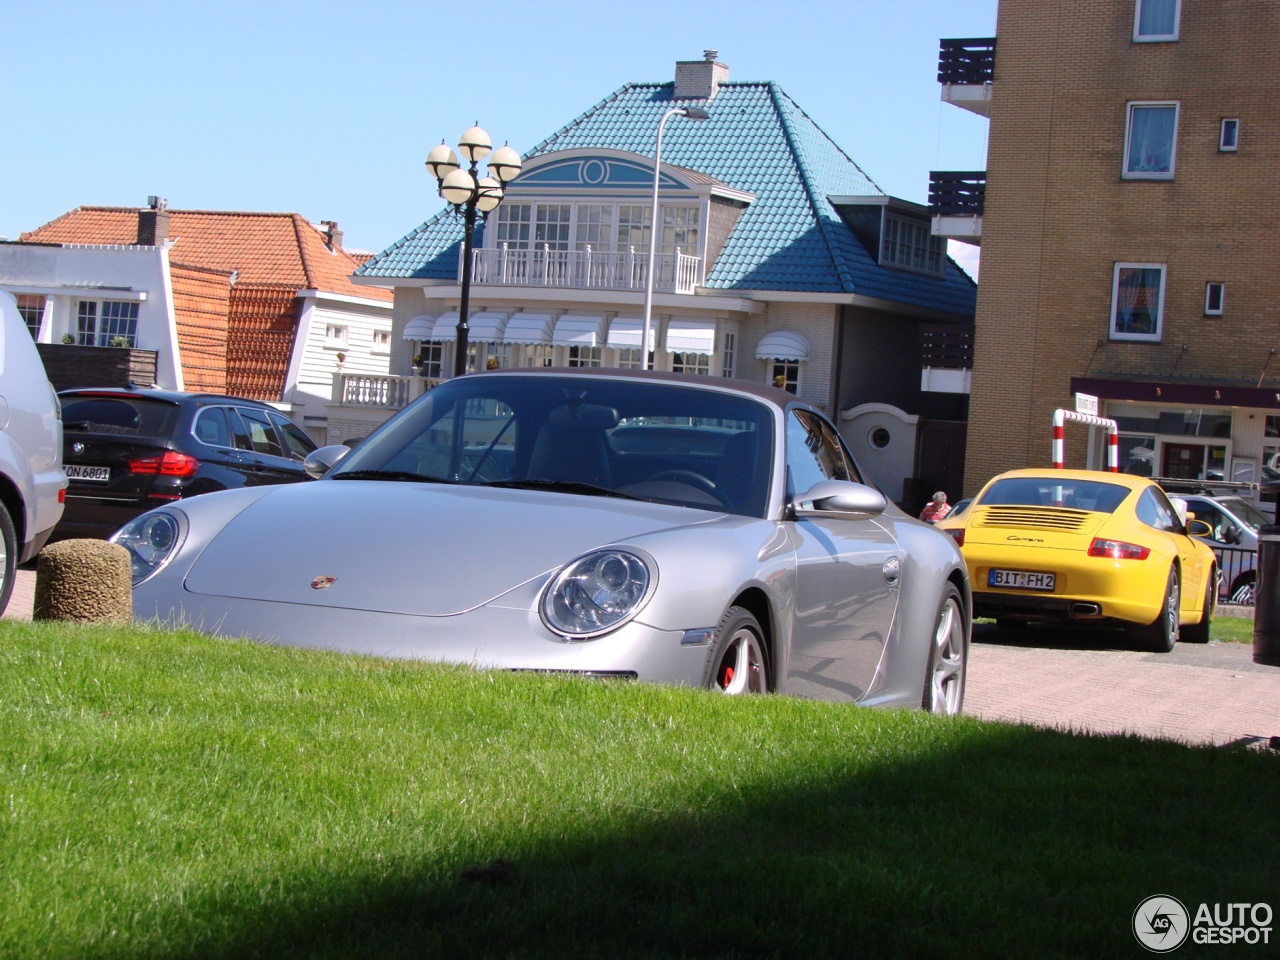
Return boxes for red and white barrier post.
[1052,408,1119,471]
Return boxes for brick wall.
[966,0,1280,490]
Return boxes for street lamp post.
[641,105,710,369]
[426,126,523,377]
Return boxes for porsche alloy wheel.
[1131,566,1179,654]
[923,584,967,716]
[706,607,769,695]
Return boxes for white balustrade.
[467,244,701,293]
[332,373,439,411]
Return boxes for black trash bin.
[1254,524,1280,667]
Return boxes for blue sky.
[1,0,994,275]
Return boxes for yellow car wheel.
[1129,566,1179,654]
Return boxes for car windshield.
[1217,497,1269,532]
[977,477,1132,513]
[330,375,775,517]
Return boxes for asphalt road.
[5,566,1276,748]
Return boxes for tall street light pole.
[641,105,709,370]
[426,126,523,377]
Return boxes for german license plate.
[65,465,110,482]
[988,569,1056,591]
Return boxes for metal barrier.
[1212,545,1258,605]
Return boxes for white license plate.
[988,569,1056,591]
[65,465,110,482]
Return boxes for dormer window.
[881,214,944,275]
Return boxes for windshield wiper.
[331,470,460,484]
[485,479,642,500]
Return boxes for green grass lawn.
[2,620,1275,959]
[1208,612,1254,643]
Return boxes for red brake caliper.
[721,666,734,687]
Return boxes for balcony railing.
[468,244,702,294]
[928,172,987,218]
[937,38,996,86]
[331,372,441,411]
[920,324,974,370]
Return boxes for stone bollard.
[34,539,132,624]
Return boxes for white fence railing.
[468,244,701,294]
[332,372,440,411]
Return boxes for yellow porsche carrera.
[938,469,1219,651]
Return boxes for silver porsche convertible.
[114,369,970,712]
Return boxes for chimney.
[320,220,343,251]
[674,49,728,101]
[137,195,170,246]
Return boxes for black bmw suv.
[55,388,317,540]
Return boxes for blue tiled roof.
[359,81,976,315]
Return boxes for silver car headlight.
[111,510,186,585]
[540,548,654,640]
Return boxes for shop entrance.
[1160,441,1227,481]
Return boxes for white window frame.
[1123,102,1179,179]
[770,360,800,394]
[1220,118,1240,152]
[1133,0,1181,42]
[880,213,944,276]
[493,202,532,249]
[721,331,736,379]
[324,323,349,348]
[671,352,710,376]
[1110,263,1166,341]
[416,341,445,378]
[1204,282,1225,316]
[15,294,45,339]
[614,347,644,370]
[371,329,391,354]
[567,345,603,367]
[485,201,704,260]
[521,343,554,368]
[76,299,140,347]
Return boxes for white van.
[0,290,66,614]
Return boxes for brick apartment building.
[935,0,1280,502]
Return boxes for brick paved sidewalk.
[5,566,1275,747]
[966,626,1277,747]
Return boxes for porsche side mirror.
[1186,518,1213,538]
[792,479,887,521]
[303,443,351,479]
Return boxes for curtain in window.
[1114,267,1162,336]
[1137,0,1178,36]
[1127,105,1176,174]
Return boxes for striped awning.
[504,313,553,345]
[665,318,716,355]
[552,315,605,347]
[431,311,509,343]
[606,317,644,349]
[402,315,436,341]
[755,330,810,361]
[431,313,460,342]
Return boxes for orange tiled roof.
[169,262,232,393]
[224,285,299,402]
[20,207,391,302]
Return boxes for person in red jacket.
[920,490,952,524]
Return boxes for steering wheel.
[649,469,718,495]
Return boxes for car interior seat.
[527,404,619,488]
[714,430,763,514]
